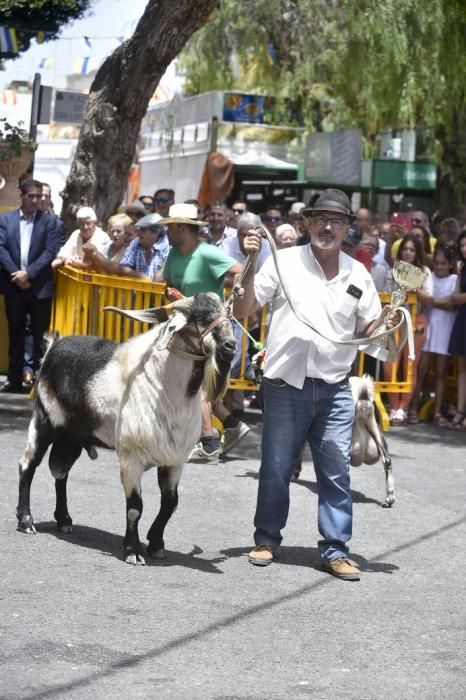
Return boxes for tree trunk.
[435,103,466,222]
[60,0,219,233]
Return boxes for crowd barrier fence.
[42,270,455,432]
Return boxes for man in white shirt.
[235,189,399,580]
[52,206,110,269]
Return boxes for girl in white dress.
[408,246,457,425]
[386,235,433,425]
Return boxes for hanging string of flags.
[1,25,126,73]
[0,26,18,54]
[1,26,124,55]
[0,27,125,49]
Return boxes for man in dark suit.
[21,182,65,387]
[0,179,61,393]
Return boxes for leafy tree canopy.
[0,0,93,57]
[179,0,466,141]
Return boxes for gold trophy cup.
[365,260,428,361]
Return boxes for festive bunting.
[37,31,54,44]
[74,56,95,75]
[0,26,18,54]
[83,36,92,49]
[38,57,53,69]
[0,89,17,106]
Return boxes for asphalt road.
[0,406,465,699]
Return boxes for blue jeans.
[254,376,355,562]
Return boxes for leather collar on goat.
[169,315,229,361]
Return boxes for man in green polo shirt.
[160,203,250,463]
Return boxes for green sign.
[372,159,437,190]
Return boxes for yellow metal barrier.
[50,267,166,339]
[51,272,422,431]
[357,292,418,431]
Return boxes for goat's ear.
[155,310,189,350]
[103,306,170,324]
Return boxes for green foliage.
[0,118,36,160]
[179,0,466,141]
[179,0,343,131]
[0,0,93,57]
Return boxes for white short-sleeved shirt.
[254,245,382,387]
[57,227,111,263]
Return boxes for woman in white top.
[52,206,111,269]
[385,234,433,425]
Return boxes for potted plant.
[0,118,36,211]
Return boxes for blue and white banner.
[0,26,18,54]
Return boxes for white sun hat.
[158,203,207,227]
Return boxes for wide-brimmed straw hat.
[158,203,207,227]
[302,189,357,222]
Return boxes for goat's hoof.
[57,524,73,533]
[383,498,395,508]
[17,515,37,534]
[125,552,146,566]
[147,546,167,560]
[87,446,98,460]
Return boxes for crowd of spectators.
[1,183,465,437]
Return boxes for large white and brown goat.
[16,293,236,564]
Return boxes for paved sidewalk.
[0,374,33,417]
[1,406,465,699]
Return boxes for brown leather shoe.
[248,544,275,567]
[322,557,361,581]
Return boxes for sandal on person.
[447,411,465,430]
[433,414,449,428]
[407,410,420,425]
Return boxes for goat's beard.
[203,354,231,404]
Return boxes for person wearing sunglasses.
[152,188,174,218]
[138,195,154,213]
[262,207,282,238]
[409,209,438,252]
[231,201,247,218]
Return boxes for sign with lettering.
[54,90,87,124]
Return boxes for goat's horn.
[103,306,168,324]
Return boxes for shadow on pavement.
[34,521,225,573]
[236,470,384,507]
[0,413,30,432]
[388,422,465,445]
[17,518,465,700]
[221,545,398,575]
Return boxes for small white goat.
[349,374,395,507]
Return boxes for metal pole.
[29,72,41,175]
